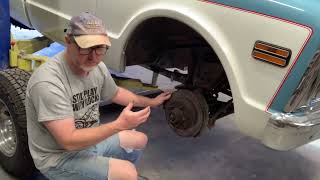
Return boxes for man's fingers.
[159,92,169,97]
[157,92,171,102]
[125,102,134,111]
[132,106,150,117]
[161,92,172,98]
[164,93,171,99]
[137,110,151,123]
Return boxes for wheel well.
[125,17,234,128]
[124,17,230,90]
[125,17,211,66]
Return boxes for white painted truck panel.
[10,0,31,27]
[25,0,97,44]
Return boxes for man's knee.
[108,158,137,180]
[119,130,148,150]
[135,132,148,149]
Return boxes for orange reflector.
[252,41,291,67]
[255,43,290,58]
[252,51,286,66]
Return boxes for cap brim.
[74,35,111,48]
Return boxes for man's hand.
[115,102,151,130]
[151,91,172,107]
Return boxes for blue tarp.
[0,0,10,69]
[34,42,65,57]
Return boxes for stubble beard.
[80,64,97,72]
[72,56,97,73]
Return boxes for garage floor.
[101,106,320,180]
[2,27,320,180]
[2,105,320,180]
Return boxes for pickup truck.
[4,0,320,177]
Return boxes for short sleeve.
[29,82,74,122]
[99,63,119,100]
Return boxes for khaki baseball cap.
[66,12,111,48]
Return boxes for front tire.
[0,68,34,177]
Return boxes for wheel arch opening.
[124,17,234,128]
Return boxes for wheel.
[164,89,209,137]
[0,68,34,177]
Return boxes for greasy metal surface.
[204,85,233,127]
[193,89,209,136]
[164,89,204,137]
[208,99,234,128]
[0,100,17,157]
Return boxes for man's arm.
[43,102,150,151]
[111,87,171,107]
[44,118,120,151]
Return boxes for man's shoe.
[138,174,149,180]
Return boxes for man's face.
[66,36,108,72]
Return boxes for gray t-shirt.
[26,51,118,172]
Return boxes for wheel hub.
[0,100,17,157]
[164,89,208,137]
[169,108,184,125]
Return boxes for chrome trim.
[0,99,17,157]
[284,50,320,112]
[267,50,320,150]
[262,111,320,151]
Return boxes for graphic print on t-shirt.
[72,87,99,111]
[75,104,99,128]
[72,87,100,128]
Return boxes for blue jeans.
[43,133,143,180]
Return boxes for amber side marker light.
[252,41,292,67]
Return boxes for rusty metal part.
[164,89,207,137]
[192,89,209,136]
[204,88,234,128]
[208,99,234,128]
